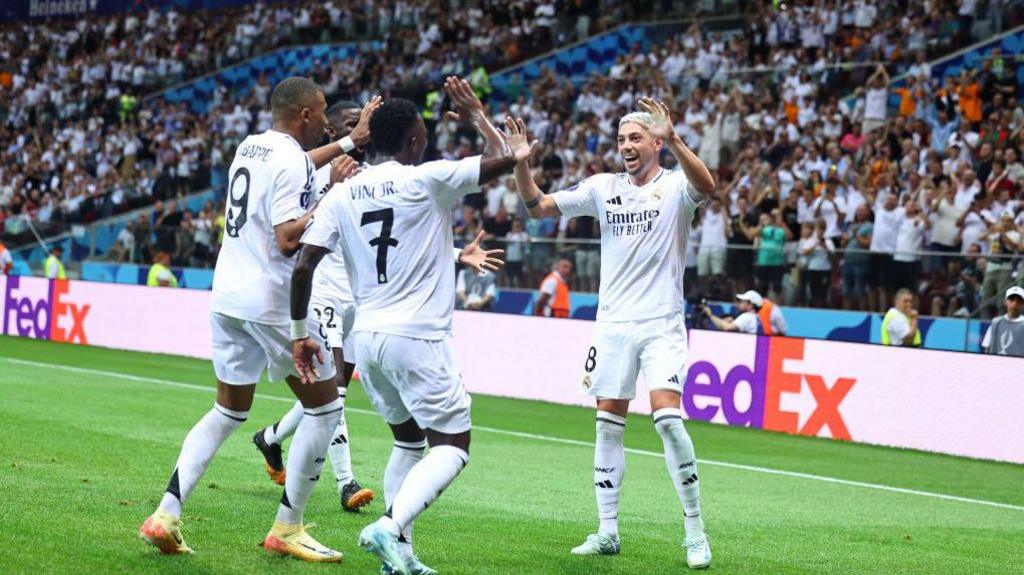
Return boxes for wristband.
[338,136,356,154]
[290,318,309,340]
[453,247,463,263]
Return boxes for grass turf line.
[0,336,1021,574]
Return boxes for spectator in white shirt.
[799,220,835,307]
[812,176,847,240]
[892,199,931,292]
[697,196,731,289]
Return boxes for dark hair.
[270,77,322,120]
[326,100,361,125]
[369,99,419,155]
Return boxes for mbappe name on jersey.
[236,143,272,162]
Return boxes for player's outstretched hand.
[637,97,675,141]
[292,338,323,385]
[444,76,485,121]
[504,117,540,163]
[350,95,383,147]
[460,230,505,275]
[330,154,359,184]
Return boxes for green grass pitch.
[1,335,1021,574]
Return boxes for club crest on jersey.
[582,373,592,389]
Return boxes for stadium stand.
[2,0,1023,322]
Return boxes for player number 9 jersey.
[211,130,316,324]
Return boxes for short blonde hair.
[618,111,654,130]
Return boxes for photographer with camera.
[703,290,786,335]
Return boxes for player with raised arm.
[506,97,717,569]
[253,100,504,514]
[138,77,371,562]
[287,77,525,575]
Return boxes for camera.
[685,293,711,330]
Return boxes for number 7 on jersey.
[361,208,399,284]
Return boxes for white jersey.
[552,168,702,322]
[303,156,481,340]
[211,130,316,324]
[310,164,354,303]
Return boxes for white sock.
[384,439,427,544]
[653,407,704,539]
[264,401,304,445]
[328,389,354,488]
[275,397,343,525]
[158,403,248,518]
[387,444,468,531]
[594,411,626,539]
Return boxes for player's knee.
[652,407,690,442]
[596,411,627,441]
[390,418,426,443]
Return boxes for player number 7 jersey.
[302,156,481,340]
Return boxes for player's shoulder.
[565,172,617,193]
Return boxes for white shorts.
[355,332,471,434]
[581,312,688,400]
[310,294,356,361]
[211,312,336,385]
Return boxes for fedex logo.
[3,276,90,344]
[683,337,855,440]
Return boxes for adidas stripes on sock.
[653,407,704,538]
[263,400,304,445]
[275,397,343,525]
[158,403,248,518]
[386,444,468,532]
[594,411,626,539]
[327,388,354,489]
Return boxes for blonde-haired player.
[506,98,716,569]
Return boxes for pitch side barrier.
[2,275,1021,464]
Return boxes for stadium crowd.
[2,0,1023,319]
[0,0,623,239]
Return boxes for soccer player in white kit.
[253,100,500,514]
[288,78,528,575]
[139,77,372,562]
[252,100,376,512]
[506,98,717,569]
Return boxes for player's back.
[311,164,353,303]
[211,130,315,324]
[326,157,480,340]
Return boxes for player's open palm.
[444,76,485,120]
[637,97,674,141]
[330,154,359,184]
[461,230,505,274]
[505,117,539,163]
[292,338,323,384]
[350,95,383,147]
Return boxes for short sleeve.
[301,191,342,252]
[667,169,705,210]
[981,323,993,350]
[887,315,910,344]
[271,154,313,226]
[734,312,759,334]
[415,156,482,207]
[771,306,787,334]
[549,174,605,218]
[539,276,558,296]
